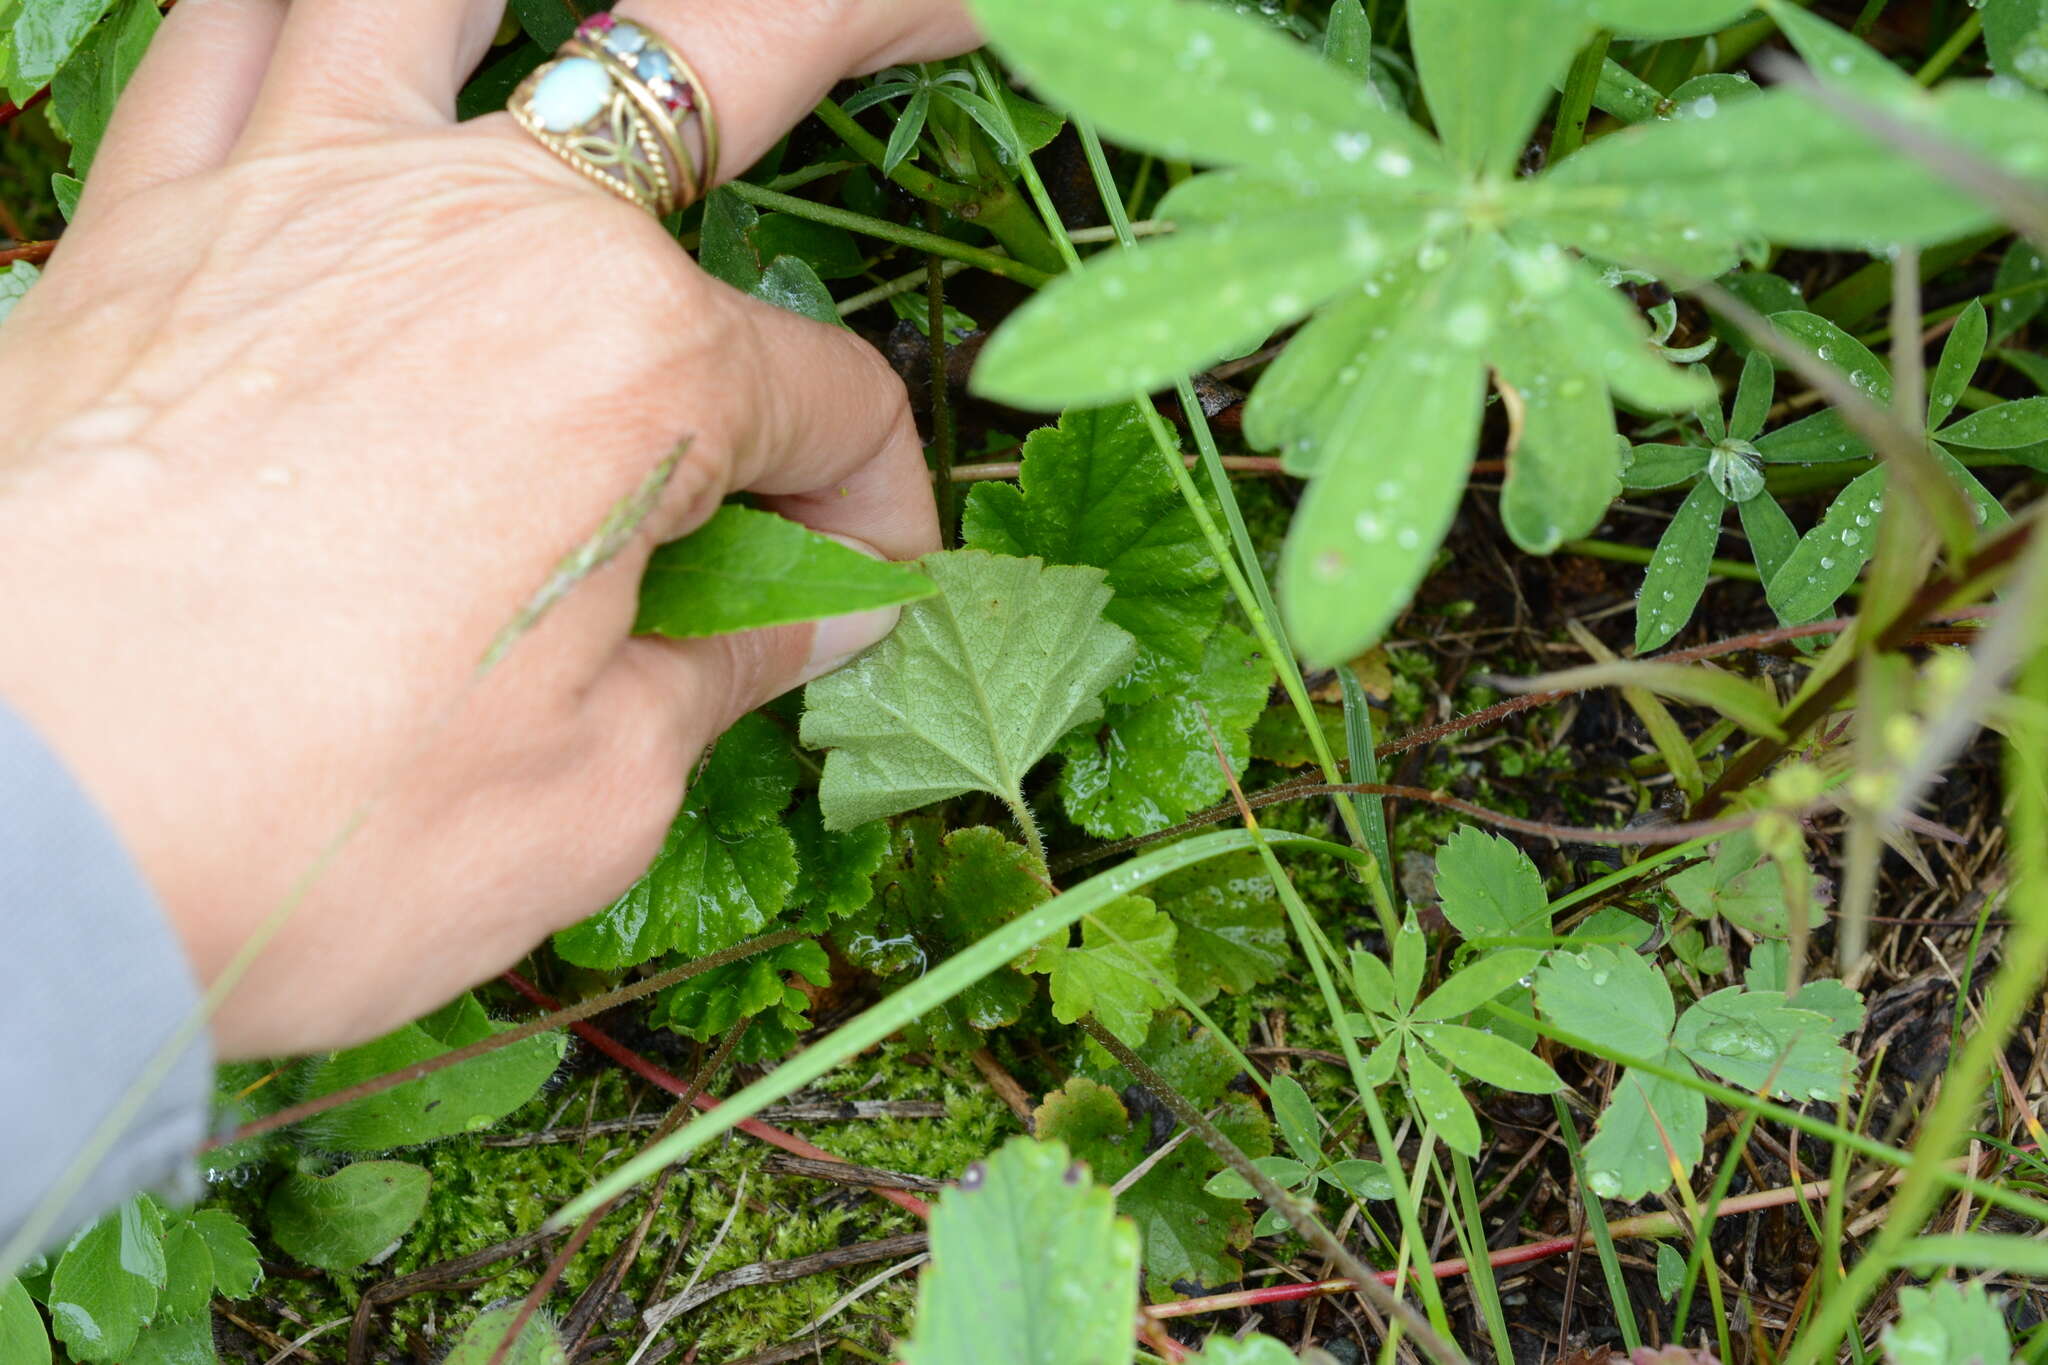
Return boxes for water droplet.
[1588,1169,1623,1198]
[1819,556,1835,569]
[1332,130,1370,162]
[1354,512,1386,541]
[1374,149,1414,178]
[1841,529,1860,546]
[1444,301,1492,346]
[1248,106,1276,133]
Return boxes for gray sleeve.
[0,699,213,1258]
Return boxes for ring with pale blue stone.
[509,13,720,216]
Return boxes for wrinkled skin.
[0,0,972,1056]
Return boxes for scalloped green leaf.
[1028,896,1177,1047]
[802,550,1136,832]
[48,1198,164,1364]
[267,1162,431,1273]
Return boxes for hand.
[0,0,974,1058]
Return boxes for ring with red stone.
[509,13,720,216]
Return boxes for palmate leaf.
[554,713,800,970]
[1434,827,1549,941]
[1027,896,1177,1047]
[902,1137,1138,1365]
[1150,851,1289,1003]
[1056,625,1268,838]
[968,0,1443,184]
[1409,0,1584,179]
[802,550,1136,833]
[634,505,934,639]
[1668,831,1795,936]
[156,1211,259,1321]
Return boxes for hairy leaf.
[963,403,1224,698]
[156,1211,258,1322]
[635,505,934,639]
[903,1136,1138,1365]
[653,939,832,1064]
[802,550,1137,830]
[1185,1336,1304,1365]
[1883,1281,2012,1365]
[442,1306,569,1365]
[267,1162,432,1273]
[295,993,564,1151]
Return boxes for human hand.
[0,0,974,1058]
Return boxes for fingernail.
[799,604,901,684]
[796,532,902,684]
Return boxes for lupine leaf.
[1636,480,1728,652]
[969,0,1444,185]
[1415,950,1546,1021]
[1404,1044,1482,1154]
[802,551,1136,830]
[634,505,934,640]
[1409,0,1584,179]
[1416,1022,1562,1093]
[1766,466,1887,621]
[1938,396,2048,449]
[1929,300,1989,430]
[902,1137,1139,1365]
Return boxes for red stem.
[500,971,931,1219]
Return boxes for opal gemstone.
[638,49,673,84]
[602,22,648,56]
[530,57,612,132]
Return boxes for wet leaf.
[1673,987,1856,1101]
[1581,1060,1706,1201]
[830,821,1046,1049]
[634,505,934,639]
[1409,0,1584,178]
[1928,300,1988,430]
[903,1136,1138,1365]
[1404,1043,1482,1154]
[1435,828,1550,941]
[1152,852,1289,1004]
[802,550,1136,832]
[1415,950,1546,1022]
[1535,944,1673,1059]
[442,1306,569,1365]
[1766,466,1886,622]
[0,1278,50,1365]
[1636,481,1729,652]
[1028,896,1177,1047]
[48,1198,165,1364]
[554,713,800,969]
[1668,831,1793,936]
[1937,396,2048,449]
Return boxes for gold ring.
[509,14,720,216]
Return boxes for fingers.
[79,0,289,214]
[699,289,940,562]
[613,0,982,187]
[239,0,503,145]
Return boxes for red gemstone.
[579,12,616,34]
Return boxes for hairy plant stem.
[1075,1016,1469,1365]
[720,180,1053,289]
